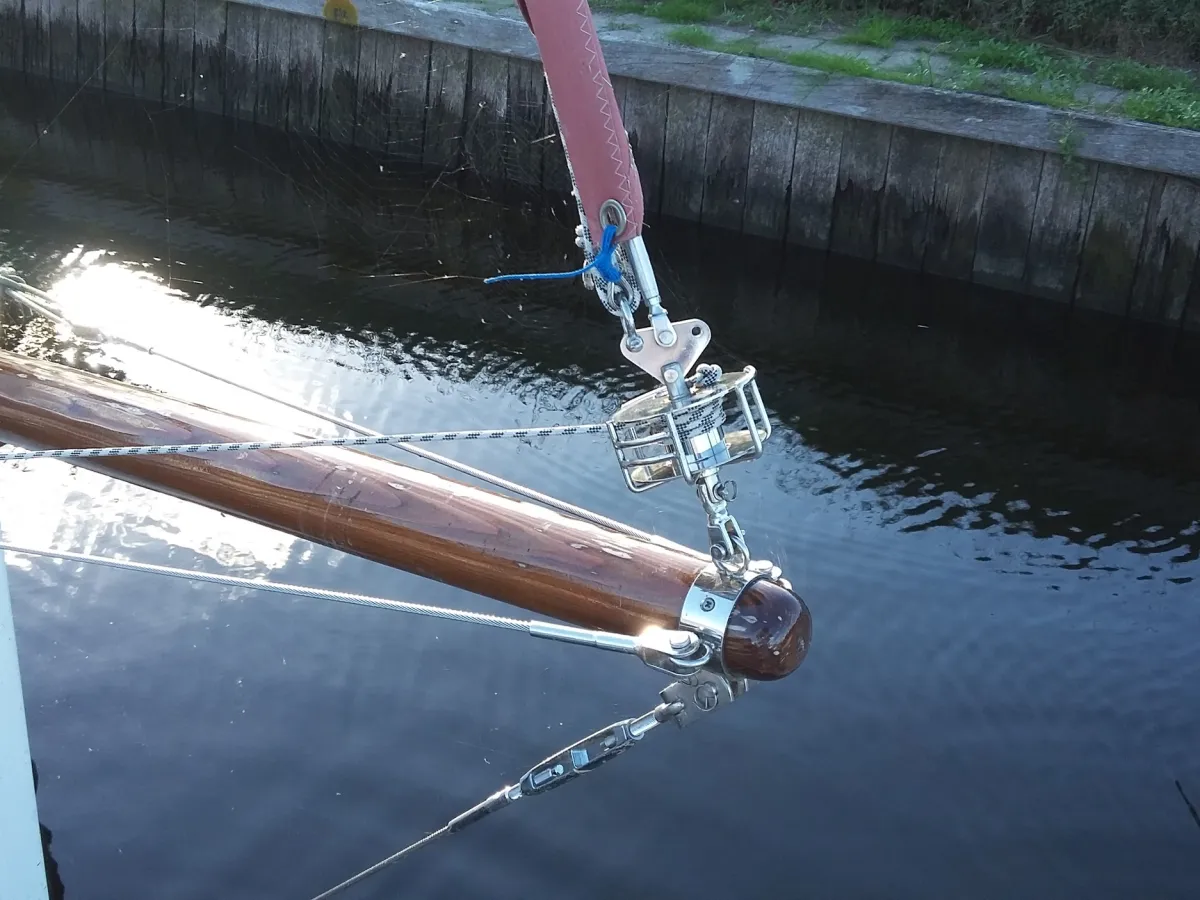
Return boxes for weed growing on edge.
[644,2,1200,131]
[1122,87,1200,129]
[648,0,718,25]
[837,14,899,48]
[1095,59,1195,92]
[995,75,1080,108]
[1055,118,1092,186]
[666,24,718,49]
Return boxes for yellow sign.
[322,0,359,25]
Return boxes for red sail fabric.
[516,0,645,242]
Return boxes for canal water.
[2,77,1199,899]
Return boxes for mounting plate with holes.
[619,318,710,384]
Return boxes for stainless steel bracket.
[679,559,782,652]
[619,317,711,385]
[660,559,787,727]
[660,669,748,728]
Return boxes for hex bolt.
[669,632,694,651]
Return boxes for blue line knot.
[484,224,622,286]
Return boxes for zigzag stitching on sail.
[574,0,635,214]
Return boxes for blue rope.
[484,224,622,285]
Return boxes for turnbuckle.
[516,700,683,799]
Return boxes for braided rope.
[674,364,728,440]
[0,423,608,463]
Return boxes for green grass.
[784,48,877,78]
[948,38,1049,71]
[994,76,1080,109]
[649,0,720,24]
[837,14,898,48]
[667,24,717,48]
[594,0,819,33]
[1096,59,1195,92]
[1122,87,1200,129]
[668,26,879,77]
[646,5,1200,132]
[888,16,982,43]
[838,13,982,47]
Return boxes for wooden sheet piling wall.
[1,0,1198,331]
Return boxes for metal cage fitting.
[606,367,771,493]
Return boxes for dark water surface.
[2,80,1200,899]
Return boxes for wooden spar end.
[727,578,812,682]
[0,350,809,681]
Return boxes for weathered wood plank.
[321,19,359,144]
[615,76,666,214]
[743,101,797,241]
[47,0,78,84]
[462,50,508,182]
[1023,154,1097,302]
[253,10,290,130]
[193,0,226,114]
[924,135,990,280]
[297,0,1200,184]
[76,0,104,87]
[366,0,1200,184]
[877,127,941,270]
[699,93,752,232]
[596,41,1200,183]
[162,0,193,107]
[133,0,165,102]
[1128,177,1200,326]
[223,3,259,121]
[785,108,843,250]
[103,0,135,94]
[353,29,389,154]
[286,13,324,136]
[661,86,711,221]
[1075,163,1157,316]
[1186,270,1200,333]
[24,0,51,79]
[973,144,1043,291]
[422,41,468,171]
[355,31,429,161]
[505,55,545,188]
[0,0,21,72]
[829,117,890,260]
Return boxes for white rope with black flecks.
[0,423,609,462]
[0,274,672,546]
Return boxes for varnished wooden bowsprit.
[0,350,810,679]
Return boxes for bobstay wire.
[0,2,811,898]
